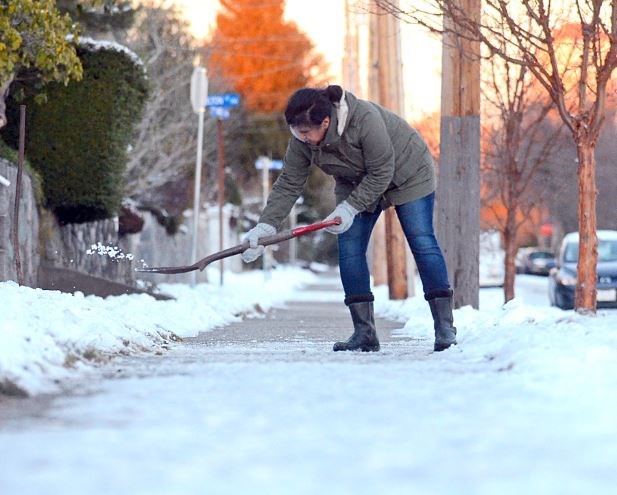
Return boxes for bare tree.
[114,2,214,209]
[374,0,617,314]
[482,53,566,302]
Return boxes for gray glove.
[324,200,360,234]
[241,222,276,263]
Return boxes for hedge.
[1,38,148,223]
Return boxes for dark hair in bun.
[285,85,343,127]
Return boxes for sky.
[172,0,442,121]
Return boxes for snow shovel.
[135,218,341,275]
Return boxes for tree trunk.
[503,209,518,303]
[575,140,598,314]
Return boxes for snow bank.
[69,35,145,69]
[3,268,616,400]
[375,283,617,385]
[0,267,317,397]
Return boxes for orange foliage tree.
[207,0,329,114]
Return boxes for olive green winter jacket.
[259,90,435,229]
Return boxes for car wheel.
[555,291,574,310]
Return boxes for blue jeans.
[338,192,451,303]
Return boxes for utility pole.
[343,0,360,94]
[438,0,481,309]
[368,1,408,300]
[368,6,387,288]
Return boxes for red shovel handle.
[291,218,341,237]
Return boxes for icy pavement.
[1,273,616,495]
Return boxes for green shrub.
[1,39,148,223]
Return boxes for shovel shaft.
[135,218,340,275]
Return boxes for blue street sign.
[206,93,240,107]
[255,157,284,170]
[210,106,230,119]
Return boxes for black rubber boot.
[426,289,457,352]
[333,300,380,352]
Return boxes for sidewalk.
[185,270,411,350]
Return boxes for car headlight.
[557,272,577,286]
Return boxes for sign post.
[189,66,208,286]
[206,93,241,285]
[216,118,225,286]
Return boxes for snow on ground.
[0,266,318,396]
[1,267,616,400]
[376,274,617,386]
[1,271,616,494]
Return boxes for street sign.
[206,93,240,107]
[255,157,284,170]
[190,67,208,113]
[255,156,269,170]
[210,106,230,119]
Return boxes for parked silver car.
[515,247,556,276]
[549,230,617,309]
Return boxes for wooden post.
[368,11,388,287]
[343,0,361,95]
[11,105,25,285]
[438,0,481,309]
[370,217,388,286]
[370,1,408,300]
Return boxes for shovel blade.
[135,264,198,274]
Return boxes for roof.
[562,230,617,243]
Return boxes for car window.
[530,252,553,260]
[563,243,578,262]
[598,240,617,262]
[563,240,617,263]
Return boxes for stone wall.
[1,158,242,291]
[0,159,39,286]
[39,211,135,286]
